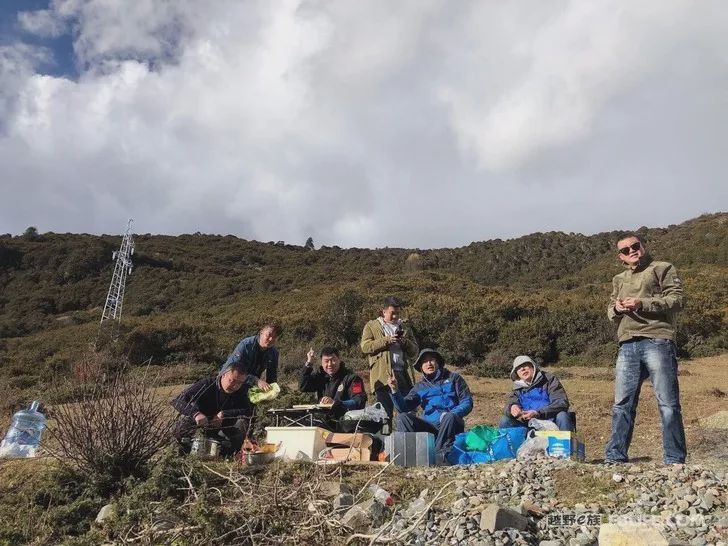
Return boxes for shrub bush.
[47,354,175,494]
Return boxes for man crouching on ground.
[499,355,573,431]
[172,363,254,455]
[388,348,473,459]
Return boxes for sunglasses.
[618,242,641,255]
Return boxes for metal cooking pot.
[244,450,276,465]
[191,436,221,458]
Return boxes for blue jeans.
[605,338,686,464]
[498,411,573,431]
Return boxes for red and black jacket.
[299,363,367,416]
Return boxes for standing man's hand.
[306,348,315,365]
[387,371,398,393]
[257,379,271,392]
[510,405,523,419]
[194,413,208,426]
[385,335,399,346]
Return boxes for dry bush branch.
[46,353,175,491]
[133,460,357,545]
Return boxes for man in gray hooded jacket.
[499,355,573,431]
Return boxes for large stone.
[318,481,352,498]
[479,504,529,532]
[520,500,546,516]
[95,504,116,525]
[597,522,668,546]
[699,492,714,510]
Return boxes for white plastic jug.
[0,401,47,458]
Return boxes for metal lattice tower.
[98,219,135,344]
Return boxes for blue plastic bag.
[447,427,527,465]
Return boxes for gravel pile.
[345,455,727,545]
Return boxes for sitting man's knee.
[554,411,573,431]
[439,412,459,425]
[498,415,516,428]
[396,412,416,431]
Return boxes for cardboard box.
[321,431,373,462]
[328,446,371,461]
[534,431,585,461]
[320,431,372,448]
[264,426,328,461]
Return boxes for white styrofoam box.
[264,426,328,461]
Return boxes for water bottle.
[369,484,394,506]
[0,401,47,458]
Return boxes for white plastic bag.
[516,435,549,460]
[342,402,388,422]
[527,418,559,431]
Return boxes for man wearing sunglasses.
[605,234,686,465]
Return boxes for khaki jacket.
[607,257,684,343]
[360,318,418,393]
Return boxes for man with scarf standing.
[605,234,686,465]
[499,355,572,431]
[387,348,473,457]
[361,296,419,419]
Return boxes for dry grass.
[552,467,626,506]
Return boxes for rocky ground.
[335,455,727,546]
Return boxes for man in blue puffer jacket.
[388,348,473,455]
[499,355,573,431]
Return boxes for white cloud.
[1,0,727,247]
[18,8,68,38]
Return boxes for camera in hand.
[394,325,404,338]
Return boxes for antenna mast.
[97,219,135,345]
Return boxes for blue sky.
[0,0,76,78]
[1,1,726,247]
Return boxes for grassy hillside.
[0,213,726,413]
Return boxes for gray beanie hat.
[510,355,536,381]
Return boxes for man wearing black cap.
[387,348,473,457]
[361,296,419,418]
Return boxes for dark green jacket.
[607,257,684,343]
